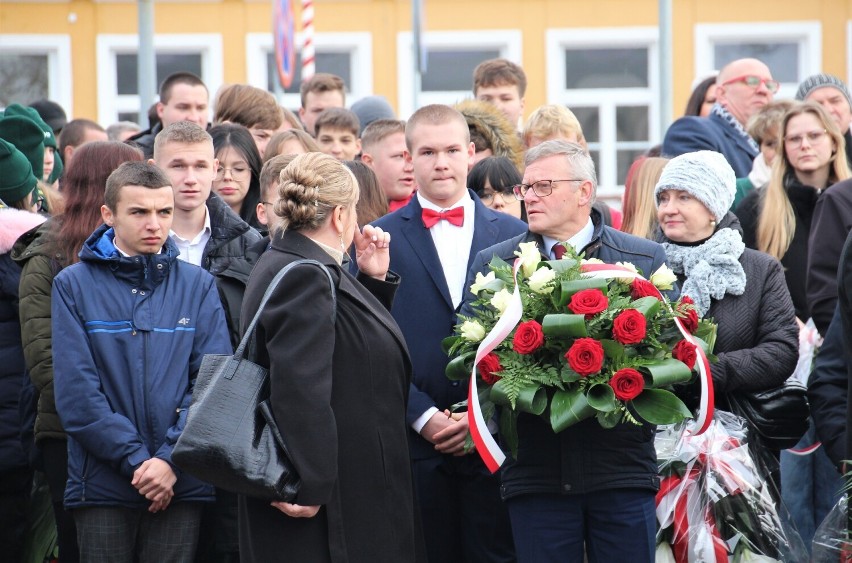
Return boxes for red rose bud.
[513,320,545,354]
[612,309,647,345]
[676,300,699,334]
[631,278,660,300]
[568,288,609,318]
[565,337,605,376]
[609,368,645,401]
[672,339,697,370]
[478,353,503,385]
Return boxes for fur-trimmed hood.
[0,208,46,254]
[454,99,525,171]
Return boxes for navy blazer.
[369,191,527,459]
[662,112,758,178]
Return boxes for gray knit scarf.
[661,227,747,317]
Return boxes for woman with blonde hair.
[621,157,668,239]
[238,153,422,562]
[736,101,850,320]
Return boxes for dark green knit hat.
[0,138,38,205]
[0,109,45,180]
[2,104,63,183]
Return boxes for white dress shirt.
[170,207,212,267]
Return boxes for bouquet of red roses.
[444,241,716,458]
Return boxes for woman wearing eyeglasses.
[736,102,849,322]
[210,123,264,231]
[467,156,526,221]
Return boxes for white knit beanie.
[654,151,736,221]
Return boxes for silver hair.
[524,140,597,203]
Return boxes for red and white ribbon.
[786,442,821,456]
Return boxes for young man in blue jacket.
[52,161,231,561]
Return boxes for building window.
[245,32,372,113]
[0,35,72,113]
[396,30,522,120]
[694,22,822,97]
[546,27,658,198]
[96,34,223,127]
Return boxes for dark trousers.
[506,489,656,563]
[0,465,32,563]
[42,438,80,563]
[412,455,515,563]
[75,502,203,563]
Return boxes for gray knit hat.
[796,74,852,109]
[654,151,736,221]
[350,96,396,136]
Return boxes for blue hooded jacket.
[52,224,231,509]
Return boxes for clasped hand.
[353,224,390,280]
[131,458,177,513]
[422,410,470,456]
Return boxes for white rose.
[459,320,486,342]
[514,241,541,277]
[470,271,497,295]
[655,543,676,563]
[650,264,678,290]
[615,261,639,284]
[582,257,604,265]
[527,266,556,294]
[490,288,513,314]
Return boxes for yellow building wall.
[2,0,852,121]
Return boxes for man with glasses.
[663,58,777,177]
[464,140,671,563]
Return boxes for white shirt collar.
[170,206,211,244]
[417,190,472,213]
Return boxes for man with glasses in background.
[464,140,671,563]
[663,58,778,177]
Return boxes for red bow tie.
[422,207,465,228]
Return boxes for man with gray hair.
[464,140,671,563]
[796,73,852,167]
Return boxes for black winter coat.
[807,178,852,334]
[238,230,423,563]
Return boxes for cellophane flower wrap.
[444,241,716,457]
[655,411,808,562]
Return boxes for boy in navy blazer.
[370,105,526,562]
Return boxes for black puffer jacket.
[659,213,799,406]
[203,193,262,347]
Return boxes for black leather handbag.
[728,379,810,451]
[173,259,336,501]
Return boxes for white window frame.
[546,27,659,199]
[694,21,822,97]
[0,34,73,115]
[245,32,373,109]
[396,30,522,120]
[95,34,224,126]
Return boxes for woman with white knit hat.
[655,151,799,470]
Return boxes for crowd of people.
[2,55,852,562]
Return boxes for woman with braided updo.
[238,152,424,562]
